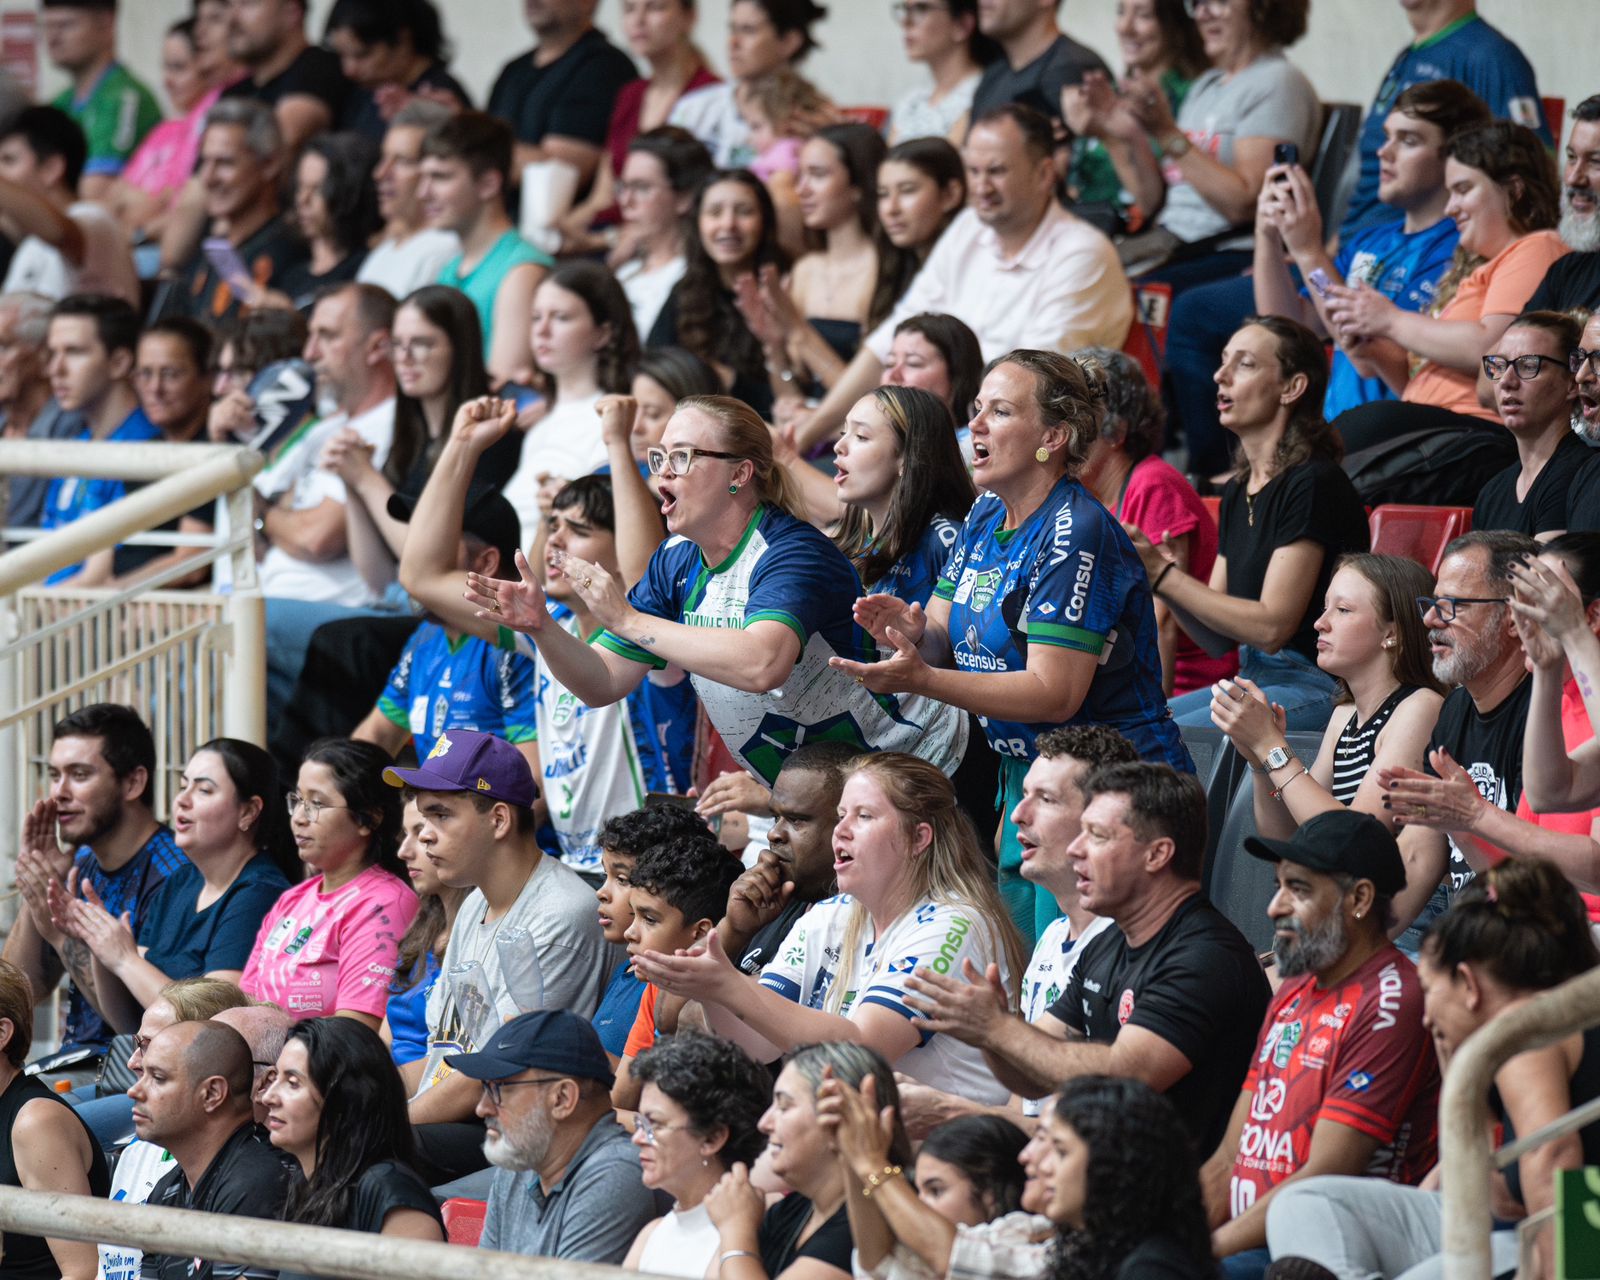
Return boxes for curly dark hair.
[630,1031,773,1169]
[629,833,743,926]
[676,170,788,393]
[1044,1077,1212,1279]
[1034,725,1140,770]
[1245,0,1308,48]
[600,803,715,858]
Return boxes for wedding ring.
[855,677,865,685]
[1420,805,1430,821]
[582,576,593,589]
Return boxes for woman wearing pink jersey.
[241,739,417,1028]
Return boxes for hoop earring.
[1035,447,1050,463]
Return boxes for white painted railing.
[1439,964,1600,1278]
[0,441,266,926]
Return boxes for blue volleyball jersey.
[598,504,967,784]
[378,622,538,759]
[634,667,699,795]
[867,515,961,608]
[934,476,1187,768]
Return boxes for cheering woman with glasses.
[240,739,417,1028]
[402,394,968,788]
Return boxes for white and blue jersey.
[866,515,961,608]
[633,668,699,796]
[598,504,966,784]
[934,475,1187,768]
[1316,217,1458,419]
[760,894,1010,1104]
[1343,14,1548,237]
[378,623,539,760]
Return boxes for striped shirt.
[1330,685,1418,806]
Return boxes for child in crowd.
[737,69,835,185]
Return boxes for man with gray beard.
[1523,96,1600,310]
[1377,531,1537,945]
[1563,312,1600,530]
[1199,811,1439,1279]
[444,1010,659,1263]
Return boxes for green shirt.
[437,229,554,353]
[54,62,162,179]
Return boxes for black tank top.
[0,1070,111,1279]
[1500,1023,1600,1207]
[1330,685,1419,806]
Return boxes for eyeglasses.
[136,367,194,386]
[1481,353,1570,381]
[482,1076,569,1107]
[1182,0,1231,14]
[284,792,353,822]
[645,445,745,477]
[618,179,668,198]
[632,1113,689,1145]
[890,1,948,22]
[132,1034,154,1057]
[1415,595,1509,623]
[389,338,440,363]
[1571,348,1600,377]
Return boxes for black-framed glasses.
[1482,353,1570,381]
[481,1076,569,1107]
[284,792,352,822]
[890,1,948,21]
[1416,595,1509,623]
[645,445,746,477]
[1572,347,1600,377]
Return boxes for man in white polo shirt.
[792,103,1132,453]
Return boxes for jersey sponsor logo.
[1373,962,1405,1031]
[969,568,1004,611]
[1237,1122,1297,1167]
[432,696,448,740]
[1036,601,1057,616]
[1507,96,1541,129]
[1064,551,1096,624]
[930,917,972,975]
[1303,1030,1331,1069]
[991,737,1030,757]
[1263,1019,1302,1069]
[951,567,978,605]
[1048,501,1076,566]
[955,624,1009,672]
[1346,1070,1373,1093]
[551,691,579,727]
[1117,988,1135,1025]
[915,903,940,924]
[1249,1077,1287,1121]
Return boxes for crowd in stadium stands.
[7,0,1600,1277]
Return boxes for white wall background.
[26,1,1599,146]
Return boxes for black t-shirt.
[649,281,773,419]
[222,45,350,121]
[971,34,1110,125]
[758,1194,853,1277]
[278,248,369,313]
[1472,430,1593,536]
[172,215,308,326]
[0,1073,110,1280]
[1526,252,1600,314]
[487,29,637,149]
[1116,1236,1221,1279]
[1047,893,1271,1156]
[1567,451,1600,532]
[275,1161,443,1280]
[1217,459,1371,661]
[143,1122,295,1279]
[1427,677,1533,896]
[739,898,811,976]
[340,62,472,141]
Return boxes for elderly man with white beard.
[1371,530,1538,949]
[1561,311,1600,530]
[444,1010,660,1263]
[1521,96,1600,311]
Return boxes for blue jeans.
[1168,646,1337,732]
[1220,1247,1271,1280]
[70,1092,136,1150]
[265,584,410,717]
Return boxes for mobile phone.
[1307,268,1334,300]
[202,237,254,294]
[1273,142,1300,169]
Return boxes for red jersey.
[1229,944,1439,1219]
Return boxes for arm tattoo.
[61,937,98,1005]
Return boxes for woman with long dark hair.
[1128,316,1370,733]
[649,169,788,417]
[915,1115,1030,1227]
[62,738,295,1034]
[279,133,383,309]
[882,311,983,435]
[241,739,417,1028]
[265,1016,443,1266]
[872,139,966,332]
[610,128,716,337]
[324,0,470,141]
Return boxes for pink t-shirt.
[122,84,223,198]
[1118,455,1239,695]
[240,864,417,1020]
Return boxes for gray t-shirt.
[426,852,617,1047]
[1157,50,1321,245]
[481,1117,663,1263]
[3,399,84,537]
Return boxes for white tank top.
[637,1202,721,1279]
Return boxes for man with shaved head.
[131,1021,293,1280]
[213,1003,292,1127]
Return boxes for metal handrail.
[0,1184,679,1280]
[1439,965,1600,1278]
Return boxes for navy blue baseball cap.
[382,728,539,808]
[445,1010,615,1087]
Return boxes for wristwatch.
[1161,131,1191,160]
[1263,746,1294,772]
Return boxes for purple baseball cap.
[382,729,539,808]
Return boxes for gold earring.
[1035,446,1050,463]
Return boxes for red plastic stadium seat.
[840,105,890,132]
[1121,283,1175,387]
[1543,96,1567,146]
[1122,315,1162,388]
[1367,504,1472,573]
[441,1198,487,1247]
[1199,496,1221,530]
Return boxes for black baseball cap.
[388,484,522,580]
[445,1010,614,1087]
[1243,810,1407,896]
